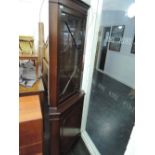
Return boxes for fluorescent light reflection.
[126,3,135,18]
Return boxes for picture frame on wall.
[109,25,125,52]
[131,36,135,54]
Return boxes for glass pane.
[86,0,135,155]
[59,7,85,102]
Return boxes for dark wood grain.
[49,2,59,107]
[49,0,89,15]
[60,94,84,154]
[49,0,89,106]
[48,92,85,155]
[49,118,61,155]
[20,142,42,155]
[48,0,89,155]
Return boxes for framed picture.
[131,36,135,54]
[109,25,125,52]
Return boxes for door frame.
[80,0,104,154]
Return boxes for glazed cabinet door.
[58,5,86,103]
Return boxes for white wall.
[101,10,135,88]
[19,0,48,51]
[81,0,91,5]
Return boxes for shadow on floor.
[67,138,90,155]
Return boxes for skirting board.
[81,131,101,155]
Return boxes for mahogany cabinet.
[48,0,89,155]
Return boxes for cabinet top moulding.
[49,0,90,15]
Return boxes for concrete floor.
[67,138,90,155]
[86,71,135,155]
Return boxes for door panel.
[85,0,135,155]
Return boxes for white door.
[81,0,135,155]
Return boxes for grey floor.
[67,138,90,155]
[86,71,135,155]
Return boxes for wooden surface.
[19,95,43,155]
[49,92,85,155]
[48,1,89,155]
[49,0,89,15]
[19,95,42,122]
[19,79,44,96]
[19,53,38,59]
[49,2,59,107]
[48,0,88,107]
[60,95,84,154]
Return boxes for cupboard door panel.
[60,94,84,154]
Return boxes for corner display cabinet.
[48,0,89,155]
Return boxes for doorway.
[81,0,135,155]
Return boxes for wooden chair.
[19,35,39,79]
[19,35,34,54]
